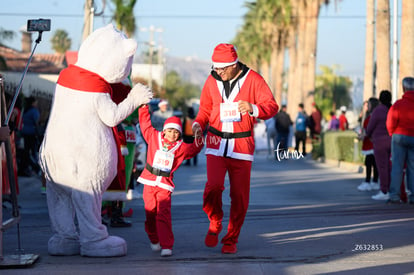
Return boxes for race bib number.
[153,150,174,172]
[125,129,136,143]
[220,102,241,122]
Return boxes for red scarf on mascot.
[57,65,126,191]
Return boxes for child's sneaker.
[161,249,172,257]
[357,182,372,191]
[150,242,161,252]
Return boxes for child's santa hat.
[212,43,238,69]
[163,116,182,134]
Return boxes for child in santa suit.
[137,105,203,257]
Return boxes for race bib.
[125,129,136,143]
[152,150,174,172]
[220,102,241,122]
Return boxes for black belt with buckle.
[146,163,171,177]
[208,126,251,139]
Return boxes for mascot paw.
[130,83,153,106]
[81,236,127,257]
[48,235,80,256]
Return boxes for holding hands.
[130,83,153,106]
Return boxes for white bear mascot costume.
[39,24,152,257]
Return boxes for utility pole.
[391,0,398,103]
[82,0,94,42]
[140,25,163,90]
[81,0,106,43]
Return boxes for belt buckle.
[222,132,231,139]
[153,167,161,176]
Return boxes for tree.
[363,0,375,101]
[164,71,200,111]
[111,0,137,37]
[0,28,15,69]
[0,28,14,43]
[50,29,71,55]
[302,0,330,112]
[398,0,414,99]
[375,0,391,92]
[314,65,352,119]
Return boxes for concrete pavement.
[2,151,414,275]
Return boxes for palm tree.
[51,29,72,55]
[286,0,299,115]
[233,2,266,74]
[363,0,375,101]
[111,0,137,38]
[398,0,414,99]
[302,0,330,113]
[0,28,14,70]
[0,28,14,43]
[268,0,291,106]
[375,0,391,92]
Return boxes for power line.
[0,12,384,19]
[0,12,402,20]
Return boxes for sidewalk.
[2,151,414,274]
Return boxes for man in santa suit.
[192,43,279,254]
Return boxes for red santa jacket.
[361,115,374,154]
[137,105,203,192]
[195,63,278,161]
[386,91,414,137]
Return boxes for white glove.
[129,83,153,106]
[121,145,129,156]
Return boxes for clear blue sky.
[0,0,402,78]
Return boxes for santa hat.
[158,100,168,107]
[163,116,182,134]
[212,43,238,68]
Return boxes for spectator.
[294,103,308,156]
[338,106,349,131]
[309,102,322,139]
[357,97,380,191]
[264,117,276,158]
[151,100,173,131]
[386,77,414,204]
[327,111,339,131]
[366,90,392,200]
[274,105,293,155]
[20,96,41,177]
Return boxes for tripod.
[0,27,46,268]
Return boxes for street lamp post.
[139,25,163,90]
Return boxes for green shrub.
[320,131,364,164]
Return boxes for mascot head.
[76,24,137,84]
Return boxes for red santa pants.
[143,185,174,249]
[203,155,252,244]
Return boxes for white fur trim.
[102,191,129,201]
[163,123,182,134]
[212,59,238,69]
[138,177,175,192]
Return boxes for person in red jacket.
[137,105,203,257]
[192,43,279,254]
[338,106,349,131]
[386,76,414,203]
